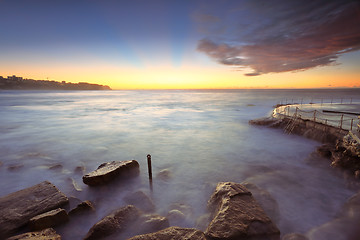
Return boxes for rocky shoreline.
[249,116,360,178]
[1,160,282,240]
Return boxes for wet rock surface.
[205,182,280,240]
[124,191,155,213]
[6,228,61,240]
[29,208,69,230]
[128,226,207,240]
[0,181,69,239]
[82,160,140,186]
[68,200,95,216]
[83,205,141,240]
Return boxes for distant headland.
[0,75,111,90]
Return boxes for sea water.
[0,89,359,239]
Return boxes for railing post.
[313,110,316,122]
[147,154,152,180]
[295,107,298,118]
[351,119,353,131]
[340,114,343,129]
[287,106,290,116]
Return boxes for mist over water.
[1,89,360,239]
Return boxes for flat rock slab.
[0,181,69,239]
[83,160,140,186]
[7,228,61,240]
[205,182,280,240]
[29,208,69,230]
[128,227,207,240]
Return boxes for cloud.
[196,0,360,76]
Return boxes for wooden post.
[287,106,290,116]
[313,110,316,122]
[351,119,353,131]
[147,154,152,180]
[295,107,298,118]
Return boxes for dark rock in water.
[7,163,24,171]
[166,203,193,226]
[48,164,63,171]
[83,205,141,240]
[128,227,207,240]
[82,160,140,186]
[156,169,173,181]
[249,117,282,127]
[242,182,280,224]
[69,200,95,216]
[316,144,334,158]
[74,165,86,175]
[282,233,309,240]
[29,208,69,230]
[7,228,61,240]
[0,181,69,239]
[205,182,280,240]
[124,191,155,213]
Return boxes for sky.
[0,0,359,89]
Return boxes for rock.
[316,144,334,158]
[74,165,86,175]
[7,163,24,171]
[7,228,61,240]
[167,209,186,224]
[83,205,141,240]
[29,208,69,230]
[134,214,170,235]
[48,164,63,171]
[282,233,309,240]
[156,169,173,181]
[205,182,280,240]
[242,182,280,224]
[68,177,82,192]
[82,160,140,186]
[127,227,207,240]
[124,191,155,212]
[69,200,95,216]
[249,117,282,127]
[0,181,69,239]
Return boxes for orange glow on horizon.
[1,62,359,90]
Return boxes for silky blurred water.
[0,89,360,239]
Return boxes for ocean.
[0,89,359,239]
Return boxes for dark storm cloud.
[196,0,360,76]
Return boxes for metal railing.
[274,105,360,131]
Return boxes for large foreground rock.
[83,160,140,186]
[128,227,207,240]
[83,205,141,240]
[205,182,280,240]
[7,228,61,240]
[0,181,69,239]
